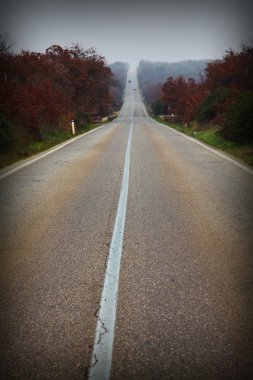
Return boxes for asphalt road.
[0,70,253,380]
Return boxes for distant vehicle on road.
[132,88,137,91]
[128,80,132,83]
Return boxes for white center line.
[88,121,133,379]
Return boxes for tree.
[0,42,114,150]
[161,76,204,122]
[220,90,253,143]
[152,100,163,116]
[205,46,253,91]
[0,34,15,56]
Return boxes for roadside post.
[71,119,75,135]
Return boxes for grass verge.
[0,123,104,169]
[153,116,253,167]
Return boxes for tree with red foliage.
[162,76,206,122]
[205,46,253,91]
[0,42,114,147]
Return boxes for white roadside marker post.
[71,119,76,135]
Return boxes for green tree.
[196,87,232,123]
[220,90,253,143]
[152,100,163,116]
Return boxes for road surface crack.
[97,316,109,345]
[85,309,109,376]
[90,353,98,368]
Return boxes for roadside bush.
[196,87,232,123]
[151,100,163,116]
[74,109,90,129]
[219,91,253,143]
[0,114,14,153]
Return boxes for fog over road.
[0,71,253,380]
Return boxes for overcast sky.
[1,0,253,67]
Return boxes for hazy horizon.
[1,0,253,67]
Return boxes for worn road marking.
[88,121,133,380]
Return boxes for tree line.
[138,59,209,84]
[138,46,253,144]
[109,61,130,109]
[0,36,128,155]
